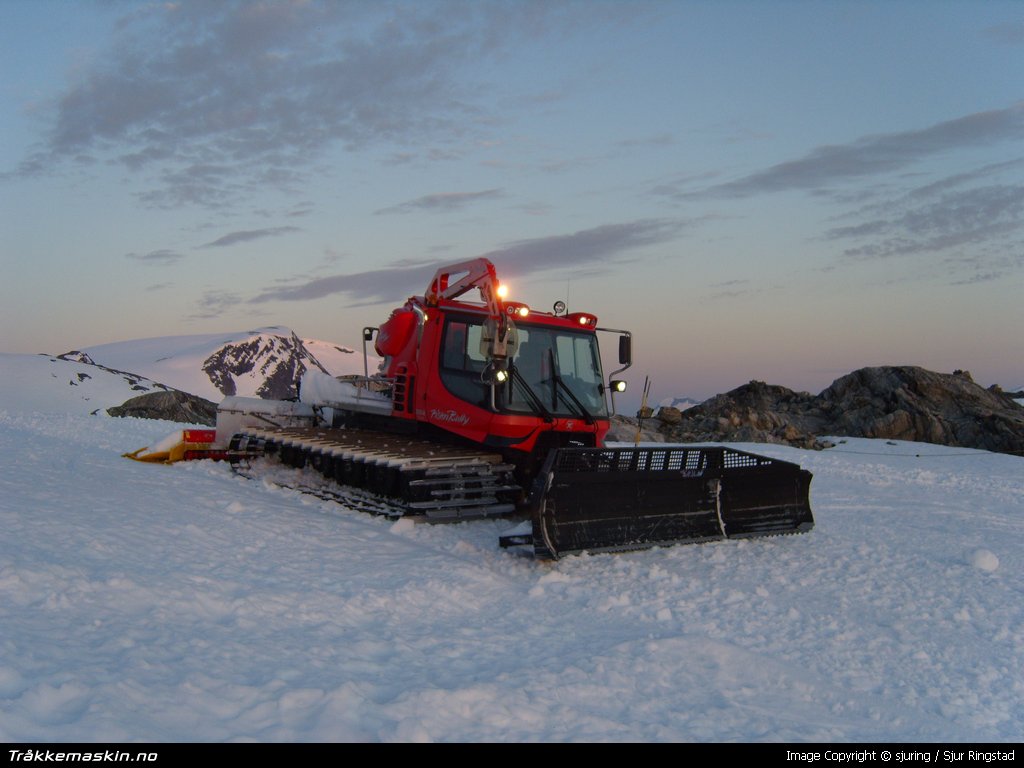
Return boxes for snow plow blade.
[502,446,813,559]
[123,429,221,463]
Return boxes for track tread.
[232,425,521,519]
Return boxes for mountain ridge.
[0,327,371,415]
[78,326,368,402]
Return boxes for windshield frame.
[438,312,609,419]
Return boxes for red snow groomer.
[135,259,814,557]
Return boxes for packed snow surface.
[1,406,1022,741]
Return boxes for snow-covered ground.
[1,404,1022,740]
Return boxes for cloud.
[188,289,245,320]
[484,219,686,277]
[645,170,722,200]
[513,201,555,216]
[126,249,185,264]
[16,1,600,207]
[375,189,504,215]
[983,21,1024,45]
[905,158,1024,198]
[250,263,440,306]
[199,226,301,248]
[697,103,1024,198]
[540,155,601,174]
[652,105,1024,284]
[250,218,688,304]
[616,134,675,149]
[949,271,1007,286]
[942,246,1024,285]
[702,278,768,301]
[135,163,242,209]
[829,184,1024,260]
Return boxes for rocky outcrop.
[606,415,665,443]
[657,380,827,449]
[657,406,684,425]
[817,367,1024,454]
[57,350,97,366]
[107,391,218,426]
[656,367,1024,455]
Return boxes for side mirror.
[618,334,632,366]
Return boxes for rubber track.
[230,460,411,519]
[229,426,520,520]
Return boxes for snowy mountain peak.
[76,327,371,403]
[659,395,701,411]
[201,328,330,400]
[1,327,371,416]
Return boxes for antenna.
[635,376,652,446]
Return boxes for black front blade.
[527,446,813,559]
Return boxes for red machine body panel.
[371,260,611,456]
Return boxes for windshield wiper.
[548,349,595,424]
[508,364,554,422]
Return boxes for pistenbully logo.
[430,408,471,426]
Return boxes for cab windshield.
[439,315,608,419]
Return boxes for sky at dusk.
[2,0,1022,400]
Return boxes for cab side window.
[440,318,489,407]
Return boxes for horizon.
[6,325,1021,414]
[2,1,1022,399]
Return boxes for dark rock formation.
[658,380,827,449]
[657,405,683,425]
[607,415,666,443]
[817,367,1024,454]
[657,367,1024,455]
[107,391,218,426]
[58,350,97,366]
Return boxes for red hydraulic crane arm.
[424,258,513,363]
[424,258,503,319]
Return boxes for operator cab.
[439,312,608,420]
